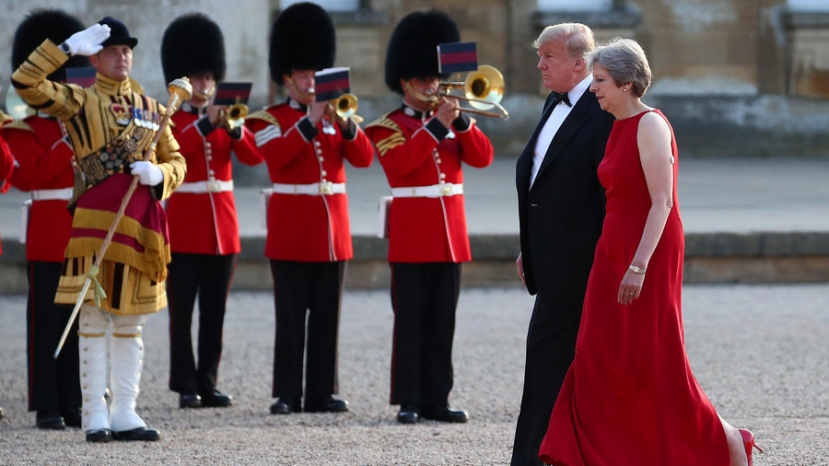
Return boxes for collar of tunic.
[93,74,132,97]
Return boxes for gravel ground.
[1,283,827,465]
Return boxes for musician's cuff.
[452,113,471,131]
[297,117,318,141]
[227,126,243,140]
[341,119,356,140]
[197,116,216,137]
[426,119,449,141]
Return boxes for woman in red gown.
[538,38,760,466]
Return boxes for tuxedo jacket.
[516,90,614,314]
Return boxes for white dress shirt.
[529,75,594,188]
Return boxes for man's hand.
[63,24,111,56]
[207,104,223,127]
[516,252,526,286]
[307,101,330,126]
[434,97,460,129]
[130,161,163,186]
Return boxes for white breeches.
[78,304,148,432]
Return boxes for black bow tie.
[553,92,572,107]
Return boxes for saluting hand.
[62,24,111,56]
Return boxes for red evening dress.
[538,110,730,465]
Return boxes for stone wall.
[0,0,271,109]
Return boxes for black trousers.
[270,260,344,399]
[510,297,580,466]
[389,262,461,407]
[26,261,81,412]
[167,253,236,395]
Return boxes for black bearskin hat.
[12,9,91,83]
[269,2,336,85]
[384,9,460,95]
[161,13,226,84]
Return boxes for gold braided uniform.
[12,39,186,315]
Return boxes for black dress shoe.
[396,405,420,424]
[112,427,161,441]
[420,405,469,423]
[200,390,232,408]
[0,406,4,420]
[269,397,301,415]
[60,407,83,428]
[304,396,349,413]
[36,410,65,430]
[179,393,202,409]
[85,428,113,443]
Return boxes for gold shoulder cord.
[368,115,405,157]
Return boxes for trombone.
[405,65,510,120]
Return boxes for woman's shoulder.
[638,109,671,132]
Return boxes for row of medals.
[126,106,160,131]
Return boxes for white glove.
[130,161,163,186]
[63,24,111,56]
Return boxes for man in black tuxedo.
[511,23,615,466]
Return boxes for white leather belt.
[176,180,234,193]
[271,182,345,195]
[31,187,73,201]
[391,183,463,198]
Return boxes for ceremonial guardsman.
[11,17,186,443]
[245,2,374,415]
[365,9,494,424]
[1,109,13,221]
[162,13,263,411]
[1,114,11,340]
[1,9,91,431]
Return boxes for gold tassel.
[87,264,107,308]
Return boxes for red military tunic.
[2,115,74,262]
[365,106,494,263]
[0,115,13,255]
[166,103,263,255]
[246,99,374,262]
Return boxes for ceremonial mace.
[54,78,193,359]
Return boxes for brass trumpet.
[220,101,249,131]
[405,65,509,119]
[285,75,361,123]
[198,83,249,131]
[331,93,359,120]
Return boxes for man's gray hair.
[588,37,652,97]
[533,23,595,60]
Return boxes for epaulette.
[0,120,34,132]
[366,112,401,131]
[0,111,12,127]
[367,114,406,157]
[246,108,281,129]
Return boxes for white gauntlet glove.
[62,24,111,56]
[130,161,163,186]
